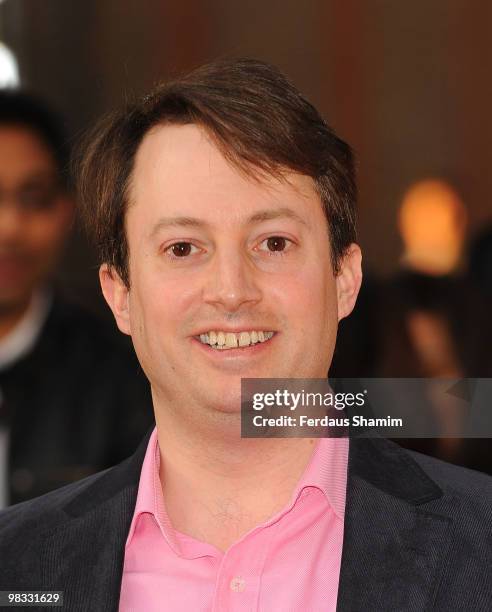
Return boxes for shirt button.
[230,576,246,592]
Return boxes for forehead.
[128,123,322,226]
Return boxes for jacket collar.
[63,429,150,519]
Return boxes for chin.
[206,387,243,414]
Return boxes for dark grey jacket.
[0,433,491,611]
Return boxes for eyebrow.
[149,207,308,238]
[247,207,308,226]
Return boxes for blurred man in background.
[0,90,153,507]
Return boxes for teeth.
[197,330,275,349]
[238,331,251,347]
[225,332,238,348]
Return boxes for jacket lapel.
[37,431,151,612]
[337,437,452,611]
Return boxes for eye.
[164,241,200,259]
[257,236,293,255]
[17,186,59,212]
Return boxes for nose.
[203,246,262,313]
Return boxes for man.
[0,59,491,611]
[0,91,152,506]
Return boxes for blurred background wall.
[0,0,490,310]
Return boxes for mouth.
[193,329,277,351]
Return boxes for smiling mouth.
[194,330,276,350]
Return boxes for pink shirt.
[119,428,348,611]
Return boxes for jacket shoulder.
[402,449,492,608]
[407,446,492,502]
[0,466,113,544]
[352,436,492,522]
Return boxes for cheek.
[129,265,198,344]
[269,267,338,374]
[128,271,201,388]
[127,282,165,383]
[271,262,337,327]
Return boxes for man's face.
[102,124,361,416]
[0,126,71,309]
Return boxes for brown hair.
[76,57,357,287]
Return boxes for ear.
[99,264,131,335]
[335,243,363,322]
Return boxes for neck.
[0,295,32,341]
[154,397,317,550]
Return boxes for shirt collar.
[126,427,349,549]
[0,288,52,371]
[126,427,180,551]
[290,436,349,520]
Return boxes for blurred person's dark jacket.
[329,270,382,378]
[331,269,492,476]
[468,223,492,298]
[378,270,492,378]
[378,270,492,475]
[0,295,153,505]
[333,269,492,378]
